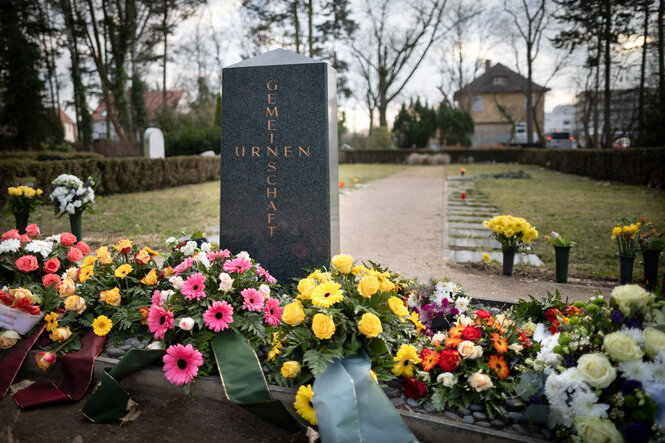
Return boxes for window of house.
[524,94,536,109]
[472,96,483,112]
[492,76,506,86]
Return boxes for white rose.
[219,273,234,292]
[180,241,197,257]
[430,332,445,346]
[236,251,250,260]
[165,237,177,246]
[147,341,164,350]
[258,284,271,298]
[467,370,493,392]
[611,284,654,315]
[643,327,665,358]
[160,290,175,304]
[576,353,617,388]
[178,317,195,331]
[0,330,21,349]
[456,315,474,327]
[437,372,457,388]
[508,343,524,353]
[458,340,483,359]
[170,276,184,290]
[603,332,644,361]
[193,252,211,269]
[200,242,212,253]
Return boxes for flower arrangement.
[544,231,576,248]
[411,309,536,417]
[49,174,98,217]
[519,285,665,442]
[0,287,46,353]
[483,215,538,252]
[270,256,419,424]
[638,219,664,252]
[147,243,280,387]
[405,279,470,335]
[611,218,641,257]
[7,186,43,214]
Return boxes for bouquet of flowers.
[0,286,50,354]
[638,219,664,252]
[413,309,536,417]
[529,285,665,442]
[147,244,280,388]
[544,231,576,248]
[49,174,98,217]
[611,218,642,257]
[270,256,420,424]
[7,185,43,214]
[483,215,538,252]
[405,279,470,335]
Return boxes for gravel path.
[340,165,612,303]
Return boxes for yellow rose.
[611,226,621,239]
[36,188,43,195]
[297,278,317,300]
[59,278,76,297]
[311,313,335,340]
[64,295,87,314]
[643,327,665,358]
[95,246,113,264]
[574,417,622,443]
[576,353,617,388]
[49,326,72,342]
[388,296,409,321]
[100,287,121,306]
[331,254,353,274]
[358,312,383,338]
[280,361,301,378]
[467,370,493,392]
[140,268,158,285]
[358,275,380,298]
[282,301,305,326]
[458,340,483,359]
[0,330,21,349]
[8,187,20,196]
[611,284,654,315]
[603,332,644,361]
[23,187,36,198]
[379,278,395,293]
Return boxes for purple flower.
[620,380,643,394]
[610,310,624,324]
[626,317,643,329]
[625,422,651,442]
[563,353,575,368]
[528,395,543,405]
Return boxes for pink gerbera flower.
[162,343,204,386]
[223,256,252,274]
[203,301,234,332]
[173,257,194,276]
[148,303,174,339]
[241,288,264,311]
[181,273,206,300]
[256,266,276,284]
[263,297,283,326]
[151,290,162,305]
[207,249,231,262]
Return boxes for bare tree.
[352,0,448,128]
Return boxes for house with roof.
[92,90,189,140]
[59,109,77,142]
[453,61,549,146]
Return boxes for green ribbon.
[81,349,165,423]
[313,351,418,443]
[211,330,304,432]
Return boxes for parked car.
[613,137,631,149]
[547,131,574,149]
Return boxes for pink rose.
[75,241,90,256]
[67,247,83,263]
[60,232,77,247]
[43,257,60,274]
[25,224,40,238]
[15,255,39,273]
[2,229,19,240]
[19,234,30,243]
[42,273,62,288]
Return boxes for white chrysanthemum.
[24,240,53,258]
[200,242,212,253]
[537,333,562,366]
[651,353,665,382]
[0,239,21,254]
[549,400,574,427]
[618,327,645,345]
[559,367,588,392]
[618,359,654,384]
[45,234,61,243]
[545,372,570,407]
[165,237,177,246]
[570,389,609,419]
[406,291,419,308]
[455,296,471,313]
[180,241,197,256]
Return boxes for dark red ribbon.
[12,331,107,409]
[0,324,46,399]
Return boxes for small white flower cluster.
[545,367,610,427]
[428,281,470,314]
[0,239,21,254]
[49,174,95,216]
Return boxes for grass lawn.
[451,163,665,282]
[0,164,405,251]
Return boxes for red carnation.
[404,377,427,400]
[43,257,61,274]
[461,325,482,342]
[544,308,563,323]
[60,232,77,247]
[15,255,39,273]
[475,310,491,320]
[439,349,461,371]
[75,241,90,256]
[42,273,62,288]
[67,247,83,263]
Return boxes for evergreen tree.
[437,101,474,147]
[392,98,438,148]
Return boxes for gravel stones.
[391,397,405,408]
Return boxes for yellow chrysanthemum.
[407,311,426,332]
[79,265,94,283]
[392,344,422,377]
[267,343,282,361]
[271,331,280,345]
[82,255,97,267]
[310,281,344,307]
[114,264,133,279]
[44,312,58,332]
[100,287,121,306]
[293,385,317,425]
[140,268,158,285]
[482,253,491,263]
[92,315,113,336]
[388,296,409,321]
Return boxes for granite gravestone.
[220,49,339,281]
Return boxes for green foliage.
[392,98,437,148]
[515,372,544,400]
[337,111,348,145]
[366,126,393,150]
[437,101,474,147]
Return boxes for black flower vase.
[554,246,571,283]
[643,250,661,289]
[502,250,515,276]
[619,256,635,284]
[14,212,29,235]
[69,212,82,241]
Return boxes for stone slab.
[449,228,492,238]
[448,205,496,211]
[447,207,495,213]
[447,176,473,181]
[450,250,544,266]
[449,237,502,249]
[449,222,486,229]
[448,216,490,223]
[220,49,339,281]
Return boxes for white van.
[547,131,575,149]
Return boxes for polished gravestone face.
[220,49,339,281]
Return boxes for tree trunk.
[526,44,534,144]
[603,0,612,149]
[292,0,301,53]
[639,1,650,137]
[659,0,664,107]
[593,44,600,148]
[307,0,313,57]
[162,1,168,108]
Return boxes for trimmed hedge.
[0,156,220,207]
[339,148,522,164]
[0,151,104,161]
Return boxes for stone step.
[449,228,492,238]
[450,250,544,266]
[448,216,490,223]
[449,238,502,249]
[449,222,485,229]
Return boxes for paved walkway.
[340,166,612,303]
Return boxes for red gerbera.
[419,349,441,372]
[488,354,509,379]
